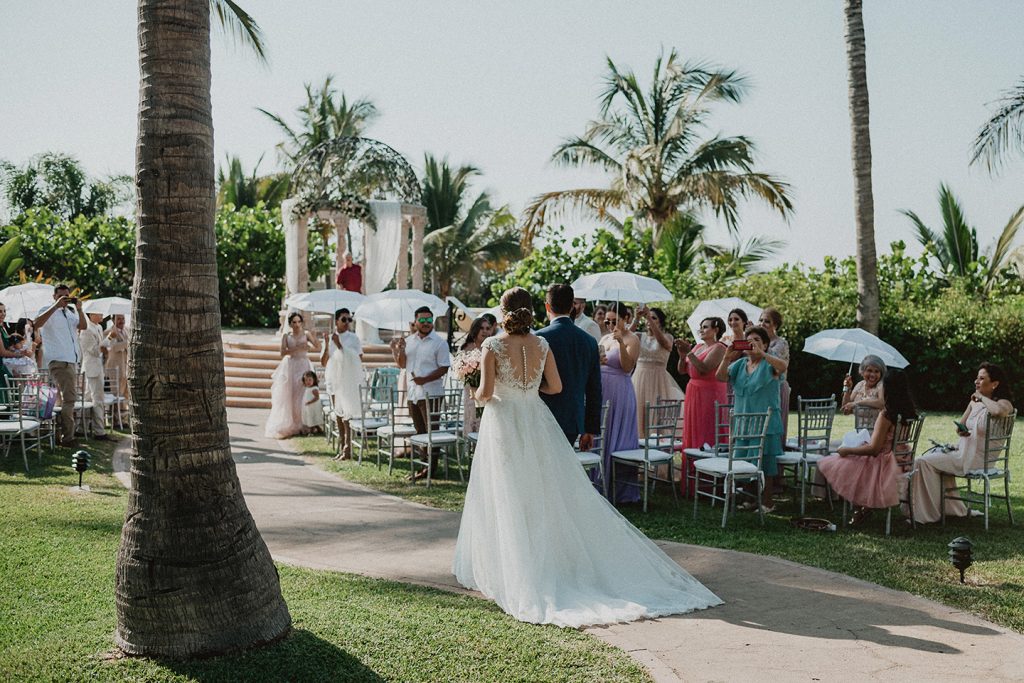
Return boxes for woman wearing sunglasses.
[322,308,364,460]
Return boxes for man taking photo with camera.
[35,284,88,447]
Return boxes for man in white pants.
[79,312,113,441]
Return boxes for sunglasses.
[604,320,616,326]
[417,317,434,324]
[338,316,353,323]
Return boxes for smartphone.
[953,420,970,435]
[732,339,752,351]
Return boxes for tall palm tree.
[971,77,1024,173]
[115,0,290,658]
[421,153,481,233]
[845,0,880,334]
[902,183,1024,292]
[523,49,793,246]
[259,76,378,169]
[421,156,521,299]
[216,154,289,209]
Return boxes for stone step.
[225,377,273,389]
[222,366,274,380]
[224,357,279,370]
[226,396,271,410]
[226,340,392,355]
[228,387,273,399]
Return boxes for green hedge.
[495,229,1024,411]
[2,204,331,328]
[662,250,1024,411]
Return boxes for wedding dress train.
[453,334,722,628]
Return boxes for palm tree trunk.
[845,0,880,334]
[115,0,291,657]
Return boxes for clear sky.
[2,1,1023,268]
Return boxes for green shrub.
[3,204,331,328]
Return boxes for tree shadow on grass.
[161,628,383,682]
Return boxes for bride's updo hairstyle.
[500,287,534,335]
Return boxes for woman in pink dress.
[265,312,321,439]
[818,370,917,526]
[674,317,728,496]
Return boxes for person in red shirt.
[336,251,363,293]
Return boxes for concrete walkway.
[223,407,1024,682]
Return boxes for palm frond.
[985,203,1024,290]
[521,188,626,243]
[970,78,1024,173]
[211,0,267,63]
[901,208,946,268]
[937,183,978,274]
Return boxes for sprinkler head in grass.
[71,449,91,489]
[947,536,973,584]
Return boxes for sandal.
[848,507,873,526]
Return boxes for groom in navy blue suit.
[536,284,603,449]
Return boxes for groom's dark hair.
[546,284,574,315]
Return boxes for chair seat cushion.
[694,457,759,475]
[683,447,720,459]
[611,448,674,463]
[577,452,601,467]
[0,418,40,433]
[408,432,459,446]
[965,468,1006,478]
[640,436,677,450]
[350,418,387,430]
[466,432,479,442]
[377,424,417,437]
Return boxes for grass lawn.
[295,410,1024,633]
[0,436,648,682]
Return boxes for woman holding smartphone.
[598,304,642,504]
[675,317,728,494]
[911,363,1014,524]
[716,326,786,511]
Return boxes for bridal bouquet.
[451,348,482,389]
[452,348,484,418]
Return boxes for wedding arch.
[280,136,427,307]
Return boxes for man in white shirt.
[573,298,603,343]
[320,307,364,460]
[35,284,88,446]
[391,305,450,480]
[79,312,113,441]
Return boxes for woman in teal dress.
[715,326,788,511]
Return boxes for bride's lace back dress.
[453,333,722,628]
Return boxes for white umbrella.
[285,289,366,315]
[686,297,763,341]
[82,296,132,317]
[571,272,672,304]
[356,289,447,330]
[0,282,54,320]
[803,328,910,369]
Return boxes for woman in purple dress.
[598,304,641,504]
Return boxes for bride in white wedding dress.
[453,288,722,628]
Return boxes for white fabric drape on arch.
[363,200,403,295]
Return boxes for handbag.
[21,380,57,419]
